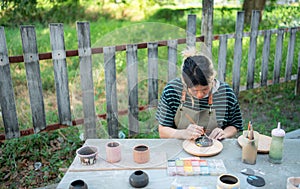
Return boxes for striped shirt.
[155,78,243,131]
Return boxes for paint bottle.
[269,122,285,164]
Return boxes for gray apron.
[174,90,218,135]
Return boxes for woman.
[155,47,243,140]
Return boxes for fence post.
[20,26,47,133]
[168,40,178,81]
[76,22,97,139]
[49,23,72,126]
[246,10,260,90]
[104,46,119,138]
[273,28,284,84]
[217,34,228,82]
[0,27,19,139]
[187,14,196,48]
[201,0,214,52]
[296,51,300,96]
[232,11,244,96]
[285,27,297,82]
[126,44,139,136]
[261,30,271,87]
[148,42,158,107]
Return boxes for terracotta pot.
[76,145,98,165]
[217,174,240,189]
[69,179,88,189]
[129,170,149,188]
[105,141,121,163]
[133,144,150,164]
[287,177,300,189]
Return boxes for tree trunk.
[243,0,266,24]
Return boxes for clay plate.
[237,131,272,153]
[183,139,223,157]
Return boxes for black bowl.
[195,136,213,147]
[129,170,149,188]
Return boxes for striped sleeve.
[155,80,181,128]
[223,84,243,131]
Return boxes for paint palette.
[167,157,227,176]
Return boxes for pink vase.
[105,141,121,163]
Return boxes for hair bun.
[181,46,199,59]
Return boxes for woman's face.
[187,85,210,99]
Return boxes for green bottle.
[269,122,285,164]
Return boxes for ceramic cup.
[217,174,240,189]
[69,179,88,189]
[242,131,259,165]
[287,177,300,189]
[76,145,98,165]
[133,144,150,164]
[105,141,121,163]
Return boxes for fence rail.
[0,11,299,140]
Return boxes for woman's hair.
[181,46,216,88]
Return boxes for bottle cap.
[271,122,285,137]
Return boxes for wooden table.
[57,138,300,189]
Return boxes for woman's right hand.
[185,124,205,140]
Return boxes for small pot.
[129,170,149,188]
[76,145,98,165]
[195,136,213,147]
[106,141,121,163]
[287,177,300,189]
[69,179,88,189]
[133,144,150,164]
[217,174,240,189]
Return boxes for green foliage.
[263,5,300,28]
[239,81,300,136]
[0,127,83,188]
[0,0,85,26]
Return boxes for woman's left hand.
[209,128,226,140]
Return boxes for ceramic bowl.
[69,179,88,189]
[76,145,98,165]
[129,170,149,188]
[217,174,240,189]
[195,136,213,147]
[287,177,300,189]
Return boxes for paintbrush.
[248,121,254,140]
[247,121,251,139]
[184,114,209,138]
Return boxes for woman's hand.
[185,124,205,140]
[209,127,226,140]
[209,126,237,140]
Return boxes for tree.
[242,0,267,24]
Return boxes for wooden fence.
[0,10,299,140]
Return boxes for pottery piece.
[76,145,98,165]
[133,144,150,164]
[217,174,240,189]
[105,141,121,163]
[195,136,213,147]
[242,132,259,165]
[287,177,300,189]
[69,179,88,189]
[129,170,149,188]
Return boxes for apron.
[174,90,218,135]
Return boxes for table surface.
[57,138,300,189]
